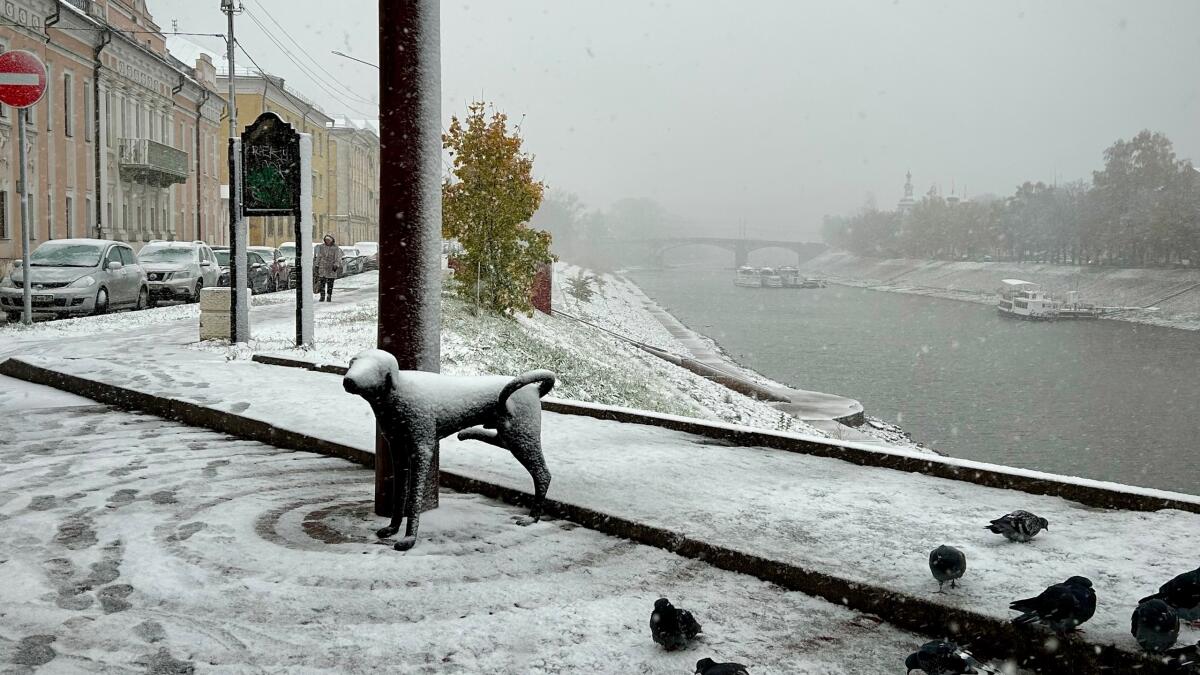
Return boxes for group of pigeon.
[650,598,748,674]
[906,509,1200,673]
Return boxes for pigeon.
[985,510,1048,542]
[929,545,967,591]
[650,598,702,651]
[1131,598,1180,653]
[904,640,978,674]
[1141,567,1200,624]
[695,658,750,675]
[1010,576,1096,633]
[1164,641,1198,672]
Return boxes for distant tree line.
[822,131,1200,266]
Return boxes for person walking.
[315,234,343,302]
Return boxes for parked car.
[213,247,274,295]
[339,246,364,276]
[0,238,148,321]
[354,241,379,271]
[248,246,289,291]
[138,240,220,305]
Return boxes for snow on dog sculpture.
[343,349,556,551]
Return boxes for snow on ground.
[184,272,819,434]
[0,380,1009,674]
[12,341,1200,659]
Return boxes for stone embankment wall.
[802,250,1200,320]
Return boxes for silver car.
[138,240,221,305]
[1,238,148,321]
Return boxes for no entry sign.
[0,50,47,109]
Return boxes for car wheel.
[136,286,148,310]
[192,280,203,303]
[93,288,110,315]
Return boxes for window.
[47,195,54,239]
[105,246,122,268]
[65,196,73,240]
[84,80,93,142]
[63,73,73,136]
[150,206,156,229]
[84,198,91,238]
[118,246,135,266]
[137,206,143,228]
[0,191,7,238]
[106,92,114,146]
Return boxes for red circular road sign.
[0,50,48,109]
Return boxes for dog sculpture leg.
[394,437,434,551]
[375,436,408,539]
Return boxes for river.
[626,268,1200,496]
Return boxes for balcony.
[118,139,189,187]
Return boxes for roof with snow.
[330,116,380,134]
[1000,278,1038,286]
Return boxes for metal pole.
[377,0,442,515]
[223,0,247,341]
[18,112,31,325]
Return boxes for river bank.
[800,250,1200,331]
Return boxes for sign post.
[241,111,311,345]
[0,50,48,326]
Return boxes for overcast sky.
[152,0,1200,240]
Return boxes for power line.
[248,3,377,105]
[234,39,375,122]
[239,6,378,115]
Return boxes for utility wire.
[247,3,377,106]
[234,38,376,121]
[239,6,378,116]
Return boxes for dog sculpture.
[343,349,555,551]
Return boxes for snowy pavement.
[5,334,1199,661]
[0,376,985,674]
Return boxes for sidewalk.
[0,375,976,674]
[3,309,1198,668]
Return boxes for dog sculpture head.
[343,349,400,403]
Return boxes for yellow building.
[214,69,335,248]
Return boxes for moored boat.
[761,267,784,288]
[997,279,1102,320]
[734,266,762,287]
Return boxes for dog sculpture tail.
[496,369,556,413]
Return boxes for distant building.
[0,0,227,269]
[897,170,915,213]
[328,117,379,245]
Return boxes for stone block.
[199,287,232,312]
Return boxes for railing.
[118,138,189,187]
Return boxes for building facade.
[329,118,379,246]
[0,0,226,269]
[215,70,335,249]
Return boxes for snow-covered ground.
[0,376,1020,674]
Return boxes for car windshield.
[356,243,378,255]
[214,250,231,266]
[340,247,357,255]
[249,248,275,260]
[29,242,103,267]
[278,245,296,258]
[138,247,194,264]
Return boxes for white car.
[138,240,221,304]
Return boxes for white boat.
[734,266,762,287]
[997,279,1101,320]
[778,266,802,287]
[799,277,827,289]
[760,267,784,288]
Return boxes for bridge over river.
[630,237,827,268]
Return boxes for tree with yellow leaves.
[443,101,553,315]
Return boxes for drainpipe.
[92,29,111,239]
[43,1,61,42]
[195,89,209,242]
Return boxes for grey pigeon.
[929,545,967,591]
[985,510,1048,542]
[1141,567,1200,624]
[904,640,978,674]
[650,598,701,651]
[1164,641,1198,673]
[1131,598,1179,653]
[695,658,749,675]
[1010,576,1096,633]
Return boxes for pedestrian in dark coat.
[315,234,342,301]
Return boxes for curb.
[248,353,1200,516]
[0,355,1180,674]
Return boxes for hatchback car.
[138,240,220,304]
[213,247,274,294]
[1,239,148,321]
[339,246,364,276]
[248,246,288,291]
